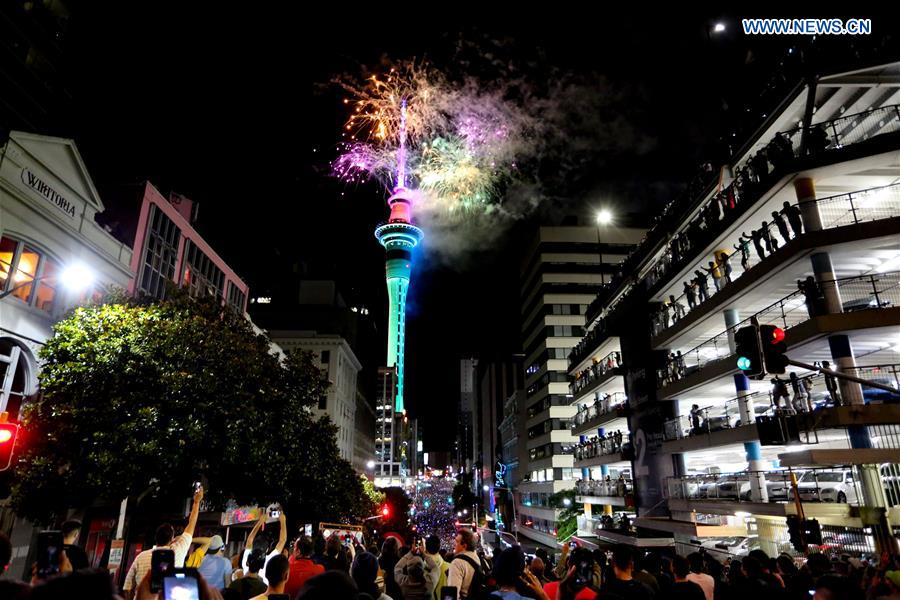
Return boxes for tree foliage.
[12,294,371,525]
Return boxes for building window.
[318,395,327,410]
[181,239,224,303]
[0,236,63,314]
[321,350,330,363]
[226,281,246,313]
[137,203,180,299]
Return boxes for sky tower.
[374,187,423,412]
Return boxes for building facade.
[569,61,900,557]
[0,131,136,577]
[127,182,248,312]
[269,331,362,467]
[517,224,645,548]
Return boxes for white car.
[793,470,858,503]
[765,471,794,501]
[716,475,751,500]
[703,536,759,560]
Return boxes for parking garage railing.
[573,392,628,427]
[663,393,774,441]
[661,271,900,387]
[665,467,867,506]
[651,182,900,340]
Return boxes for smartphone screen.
[151,548,176,593]
[36,531,63,578]
[441,586,458,600]
[163,575,199,600]
[574,559,593,589]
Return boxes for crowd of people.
[575,476,632,498]
[571,353,622,395]
[2,479,899,599]
[573,393,626,427]
[651,198,806,339]
[573,431,628,460]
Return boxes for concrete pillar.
[735,373,768,502]
[579,434,590,480]
[811,252,843,315]
[828,335,863,406]
[724,308,740,354]
[827,335,887,510]
[794,177,822,232]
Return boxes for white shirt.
[686,572,715,600]
[447,550,480,599]
[123,533,193,591]
[241,548,281,585]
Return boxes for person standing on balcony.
[822,361,841,406]
[694,270,709,302]
[690,405,702,434]
[705,261,721,293]
[751,229,766,260]
[735,234,751,270]
[771,211,792,246]
[670,295,686,322]
[782,201,804,238]
[684,281,697,310]
[771,378,793,414]
[761,221,778,253]
[789,373,805,413]
[718,253,733,285]
[676,351,686,379]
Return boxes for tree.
[549,488,578,541]
[11,293,371,526]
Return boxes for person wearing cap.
[198,534,232,590]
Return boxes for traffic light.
[381,504,390,518]
[734,324,763,377]
[760,324,788,374]
[0,422,19,471]
[786,515,804,552]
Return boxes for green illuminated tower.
[374,187,423,412]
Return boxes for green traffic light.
[737,356,752,370]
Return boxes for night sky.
[50,5,895,449]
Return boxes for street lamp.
[366,460,376,470]
[0,262,95,300]
[595,210,613,285]
[563,497,572,507]
[713,22,725,33]
[483,484,490,492]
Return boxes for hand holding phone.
[36,531,63,579]
[151,548,176,593]
[440,586,458,600]
[163,575,199,600]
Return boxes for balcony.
[570,351,623,400]
[659,271,900,392]
[666,464,900,519]
[569,320,613,369]
[575,478,634,507]
[636,105,900,304]
[572,393,629,436]
[651,182,900,344]
[573,434,632,468]
[662,394,772,451]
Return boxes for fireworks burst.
[332,61,534,216]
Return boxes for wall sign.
[21,168,77,219]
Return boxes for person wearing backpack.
[447,529,483,599]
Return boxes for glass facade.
[137,203,180,299]
[181,239,225,303]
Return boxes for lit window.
[12,246,39,303]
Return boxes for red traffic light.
[381,505,390,517]
[769,327,786,344]
[0,422,19,471]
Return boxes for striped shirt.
[122,533,192,591]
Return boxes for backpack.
[452,554,495,600]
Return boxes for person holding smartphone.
[241,510,287,586]
[124,484,204,600]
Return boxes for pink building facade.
[128,182,248,312]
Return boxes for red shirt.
[543,581,598,600]
[284,556,325,598]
